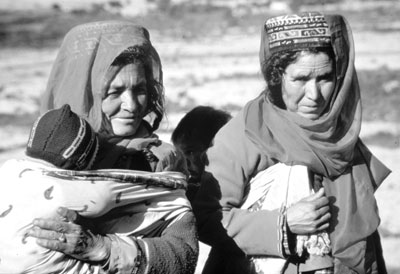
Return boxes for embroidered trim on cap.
[27,118,40,148]
[76,130,98,169]
[63,118,87,159]
[265,12,331,53]
[27,111,49,148]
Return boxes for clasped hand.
[28,207,111,262]
[286,188,331,235]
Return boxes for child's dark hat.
[26,104,99,170]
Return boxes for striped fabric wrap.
[40,168,188,190]
[0,159,191,273]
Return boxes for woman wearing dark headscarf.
[193,12,390,274]
[27,21,198,274]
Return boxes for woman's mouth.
[114,116,137,121]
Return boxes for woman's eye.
[318,74,334,83]
[135,86,147,95]
[295,76,308,82]
[291,79,306,87]
[106,87,123,97]
[106,91,119,98]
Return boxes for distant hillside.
[1,0,400,49]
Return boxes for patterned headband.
[265,12,331,54]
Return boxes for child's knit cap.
[26,104,99,170]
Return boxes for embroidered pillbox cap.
[26,104,99,170]
[265,11,331,54]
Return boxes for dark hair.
[111,46,165,131]
[261,47,335,109]
[171,106,232,149]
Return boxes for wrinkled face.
[281,51,335,120]
[175,140,207,181]
[102,63,148,137]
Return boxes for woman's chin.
[298,112,321,120]
[110,122,141,137]
[112,128,139,138]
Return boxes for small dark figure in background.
[172,106,232,201]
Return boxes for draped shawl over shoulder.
[41,21,163,132]
[246,14,390,272]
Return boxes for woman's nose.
[121,90,138,112]
[305,80,320,100]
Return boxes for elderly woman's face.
[281,51,335,120]
[102,63,148,137]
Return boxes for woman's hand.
[28,207,111,262]
[286,188,331,235]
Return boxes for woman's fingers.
[316,209,331,229]
[29,225,63,239]
[36,237,66,251]
[57,207,94,229]
[27,210,108,262]
[28,220,85,255]
[32,218,70,233]
[27,225,66,250]
[316,210,331,229]
[320,211,331,224]
[28,212,82,252]
[314,195,329,208]
[300,188,329,210]
[304,187,325,201]
[316,222,330,231]
[287,189,332,234]
[304,189,330,208]
[57,207,80,223]
[316,204,330,217]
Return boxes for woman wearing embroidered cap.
[193,12,390,274]
[22,21,198,274]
